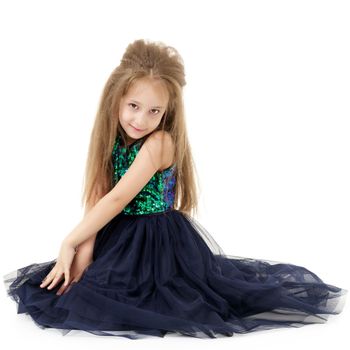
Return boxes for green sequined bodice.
[112,135,176,215]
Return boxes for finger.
[40,277,48,288]
[40,274,54,288]
[64,269,70,286]
[62,283,73,295]
[62,279,77,295]
[56,285,66,296]
[56,280,69,295]
[40,264,58,288]
[47,274,63,290]
[56,275,73,295]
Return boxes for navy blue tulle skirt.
[3,209,348,339]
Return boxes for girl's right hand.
[55,251,93,296]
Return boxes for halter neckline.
[118,135,144,148]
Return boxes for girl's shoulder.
[113,130,176,172]
[144,131,175,171]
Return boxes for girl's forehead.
[124,80,169,106]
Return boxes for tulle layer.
[3,209,348,339]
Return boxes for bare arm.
[63,131,170,249]
[65,194,123,248]
[74,200,99,260]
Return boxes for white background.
[0,0,349,349]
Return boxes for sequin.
[112,135,176,215]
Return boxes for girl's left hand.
[39,239,77,291]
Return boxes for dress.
[3,134,348,339]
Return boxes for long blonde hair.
[81,39,200,217]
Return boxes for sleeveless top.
[112,135,177,215]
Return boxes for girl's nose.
[132,119,146,130]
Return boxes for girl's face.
[118,77,169,144]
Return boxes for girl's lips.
[130,125,144,132]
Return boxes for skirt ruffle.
[3,209,348,339]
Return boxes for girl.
[3,39,347,339]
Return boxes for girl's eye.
[129,103,160,115]
[129,103,138,109]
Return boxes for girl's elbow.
[107,192,128,213]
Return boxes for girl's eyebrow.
[129,99,165,109]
